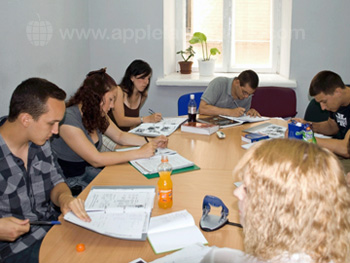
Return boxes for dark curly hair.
[66,68,117,133]
[119,59,152,98]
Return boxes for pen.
[30,220,61,225]
[149,108,163,120]
[233,100,239,108]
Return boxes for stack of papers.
[129,117,187,137]
[64,186,155,240]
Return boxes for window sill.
[156,72,297,88]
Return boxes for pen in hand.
[233,101,245,116]
[148,108,163,120]
[30,220,61,225]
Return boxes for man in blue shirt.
[0,78,90,262]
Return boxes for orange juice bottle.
[157,155,173,209]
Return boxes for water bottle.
[157,155,173,209]
[188,94,197,122]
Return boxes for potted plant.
[189,32,221,76]
[176,45,195,74]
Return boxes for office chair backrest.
[177,92,203,116]
[304,98,329,122]
[251,86,297,118]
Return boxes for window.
[176,0,281,73]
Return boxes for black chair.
[304,98,329,122]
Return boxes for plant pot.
[178,61,193,74]
[198,59,215,76]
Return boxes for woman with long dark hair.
[108,59,162,131]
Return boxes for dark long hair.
[66,68,117,133]
[119,59,152,98]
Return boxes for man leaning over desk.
[0,78,90,263]
[198,69,260,117]
[293,71,350,158]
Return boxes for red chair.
[251,86,297,118]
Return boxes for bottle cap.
[161,155,168,163]
[190,94,195,100]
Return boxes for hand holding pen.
[148,108,163,122]
[232,101,246,117]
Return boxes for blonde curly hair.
[233,139,350,263]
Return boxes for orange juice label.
[158,189,172,203]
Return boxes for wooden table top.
[39,119,286,263]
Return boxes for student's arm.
[104,120,168,149]
[59,122,166,168]
[50,182,91,222]
[293,117,339,136]
[198,100,245,117]
[316,129,350,158]
[111,86,161,127]
[0,217,30,241]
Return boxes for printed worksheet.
[64,186,155,240]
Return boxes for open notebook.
[130,148,199,179]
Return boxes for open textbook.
[243,122,287,138]
[147,210,208,254]
[220,114,270,123]
[64,186,155,240]
[130,148,198,178]
[129,117,187,137]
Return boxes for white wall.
[1,0,350,118]
[290,0,350,116]
[0,0,90,115]
[87,0,168,117]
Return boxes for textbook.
[147,210,208,254]
[221,114,270,123]
[130,149,198,179]
[243,122,287,138]
[181,121,219,135]
[197,116,242,128]
[241,133,270,143]
[129,117,187,137]
[64,186,155,241]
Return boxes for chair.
[177,92,203,116]
[304,98,329,122]
[250,86,297,118]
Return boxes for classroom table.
[39,119,286,263]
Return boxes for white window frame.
[174,0,284,74]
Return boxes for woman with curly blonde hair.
[201,139,350,263]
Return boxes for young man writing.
[295,70,350,158]
[198,69,260,117]
[0,78,91,262]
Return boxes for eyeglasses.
[200,195,242,232]
[241,86,254,97]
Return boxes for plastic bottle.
[188,94,197,122]
[302,123,317,144]
[157,155,173,209]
